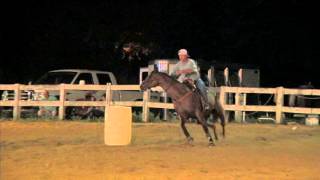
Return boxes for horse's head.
[140,70,161,91]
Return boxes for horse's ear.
[154,64,159,72]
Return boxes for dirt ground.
[1,120,320,180]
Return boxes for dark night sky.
[2,0,318,87]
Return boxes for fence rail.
[219,86,320,123]
[1,84,319,123]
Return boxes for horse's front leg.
[180,116,193,144]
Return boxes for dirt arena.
[1,120,320,179]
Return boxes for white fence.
[1,84,319,123]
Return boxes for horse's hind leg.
[197,113,215,146]
[210,123,219,140]
[217,110,226,138]
[201,122,215,146]
[180,117,193,144]
[208,110,219,140]
[215,103,226,138]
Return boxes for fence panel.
[1,84,320,123]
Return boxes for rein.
[163,81,175,91]
[175,91,193,103]
[159,74,194,103]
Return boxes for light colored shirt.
[170,58,200,82]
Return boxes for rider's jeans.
[195,79,209,103]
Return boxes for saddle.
[182,79,196,91]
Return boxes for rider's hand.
[176,70,182,75]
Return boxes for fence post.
[13,84,21,120]
[59,84,65,120]
[104,83,112,120]
[142,90,150,122]
[235,89,241,122]
[275,86,284,124]
[219,86,226,106]
[242,93,247,123]
[163,92,168,120]
[219,86,228,123]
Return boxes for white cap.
[178,49,189,56]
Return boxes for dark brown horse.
[140,69,225,146]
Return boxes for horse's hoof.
[187,137,194,144]
[208,141,216,147]
[187,143,194,147]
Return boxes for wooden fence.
[0,84,319,123]
[219,86,320,123]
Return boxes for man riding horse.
[170,49,210,110]
[140,58,226,146]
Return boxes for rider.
[170,49,209,110]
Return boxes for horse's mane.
[156,71,180,83]
[156,71,194,91]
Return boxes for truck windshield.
[34,72,77,84]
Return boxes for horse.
[140,68,225,146]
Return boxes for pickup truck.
[1,69,147,118]
[32,69,143,102]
